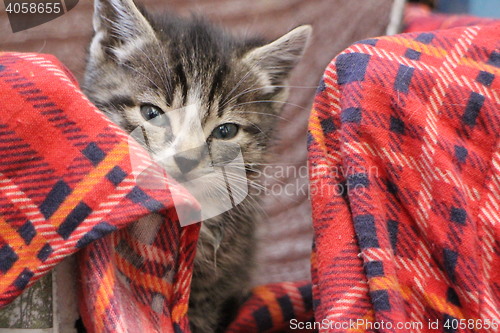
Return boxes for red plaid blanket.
[0,52,201,332]
[309,17,500,333]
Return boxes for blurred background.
[434,0,500,17]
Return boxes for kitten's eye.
[140,104,168,126]
[212,123,239,140]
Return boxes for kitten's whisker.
[220,85,318,109]
[223,173,266,191]
[121,62,162,92]
[233,100,307,110]
[135,45,170,93]
[206,172,265,208]
[249,162,304,164]
[228,172,307,206]
[219,69,255,108]
[219,53,272,108]
[219,80,260,111]
[218,81,262,110]
[242,118,271,139]
[156,40,173,93]
[233,111,289,122]
[223,185,264,214]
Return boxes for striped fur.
[84,0,311,331]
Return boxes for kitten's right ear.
[243,25,312,89]
[90,0,157,62]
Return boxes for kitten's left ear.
[90,0,157,61]
[243,25,312,87]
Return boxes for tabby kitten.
[84,0,311,331]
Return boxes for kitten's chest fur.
[190,197,259,330]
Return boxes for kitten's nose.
[174,154,200,174]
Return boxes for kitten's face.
[84,0,310,199]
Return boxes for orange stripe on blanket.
[114,250,174,298]
[388,36,448,58]
[371,275,465,323]
[253,286,284,327]
[308,107,329,155]
[171,303,189,323]
[92,262,116,333]
[347,310,375,333]
[369,275,406,295]
[49,141,130,229]
[423,290,464,320]
[0,216,46,293]
[459,57,500,75]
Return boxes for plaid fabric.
[308,20,500,333]
[0,52,200,332]
[227,281,314,333]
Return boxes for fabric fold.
[0,52,200,332]
[308,21,500,333]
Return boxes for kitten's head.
[84,0,311,197]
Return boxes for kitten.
[84,0,311,331]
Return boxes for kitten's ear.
[90,0,156,61]
[243,25,312,88]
